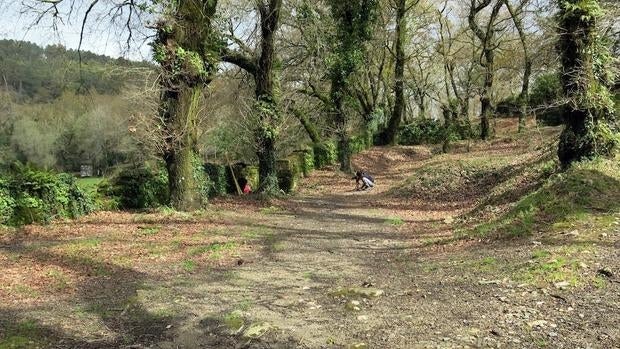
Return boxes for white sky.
[0,2,153,61]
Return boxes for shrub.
[530,73,563,126]
[0,178,15,225]
[204,163,228,197]
[350,134,371,154]
[2,165,94,225]
[301,148,315,176]
[313,141,337,169]
[57,174,95,218]
[292,148,315,177]
[398,119,445,145]
[92,179,120,210]
[106,166,169,209]
[240,165,259,190]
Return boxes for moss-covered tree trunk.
[469,0,504,140]
[162,88,203,211]
[153,0,219,210]
[291,107,322,143]
[331,79,352,172]
[221,0,282,194]
[384,0,407,145]
[329,0,378,173]
[254,0,283,194]
[557,0,618,167]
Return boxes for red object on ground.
[243,183,252,194]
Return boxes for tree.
[151,0,220,210]
[328,0,378,172]
[468,0,505,140]
[504,0,533,133]
[383,0,420,145]
[556,0,618,166]
[222,0,284,194]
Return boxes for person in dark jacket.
[353,170,375,191]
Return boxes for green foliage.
[240,165,259,191]
[384,217,405,226]
[398,119,445,145]
[530,73,564,125]
[0,178,15,225]
[556,0,619,165]
[349,134,371,154]
[0,40,152,102]
[204,163,228,197]
[1,165,94,225]
[313,142,338,169]
[254,99,281,142]
[398,118,473,146]
[106,166,170,209]
[191,153,210,204]
[470,157,620,238]
[296,148,315,176]
[277,157,303,193]
[0,320,46,349]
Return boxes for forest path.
[159,145,479,349]
[162,142,620,348]
[2,127,618,348]
[158,140,618,349]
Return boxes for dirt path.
[156,145,619,348]
[1,137,619,348]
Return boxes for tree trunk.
[254,0,283,194]
[469,0,503,140]
[332,83,352,173]
[505,1,532,133]
[154,0,219,211]
[556,0,617,167]
[384,0,407,145]
[292,107,322,143]
[162,88,203,211]
[479,44,498,140]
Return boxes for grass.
[223,310,245,332]
[136,226,161,237]
[63,238,102,257]
[76,177,104,194]
[384,217,405,226]
[181,259,197,272]
[0,320,45,349]
[514,246,594,287]
[46,269,70,291]
[187,242,237,257]
[12,284,40,298]
[465,157,620,239]
[259,206,281,214]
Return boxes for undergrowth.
[464,156,620,239]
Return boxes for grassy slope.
[472,157,620,239]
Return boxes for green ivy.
[1,166,94,225]
[106,166,169,210]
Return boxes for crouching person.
[353,171,375,191]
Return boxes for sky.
[0,1,153,61]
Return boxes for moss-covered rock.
[293,148,315,177]
[277,157,303,193]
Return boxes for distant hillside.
[0,39,154,102]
